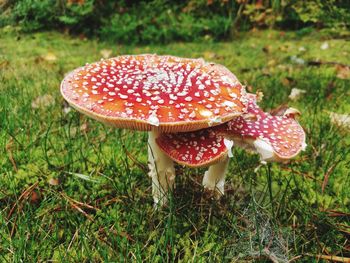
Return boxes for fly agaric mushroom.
[61,54,248,205]
[155,129,231,197]
[218,94,307,162]
[156,93,306,196]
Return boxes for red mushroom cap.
[61,54,247,132]
[218,94,306,161]
[156,129,228,167]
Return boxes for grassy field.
[1,29,349,262]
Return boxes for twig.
[60,192,97,221]
[122,145,148,173]
[67,228,79,251]
[305,253,350,263]
[322,161,341,193]
[6,139,18,172]
[307,60,350,68]
[7,182,38,220]
[288,255,302,262]
[60,192,99,211]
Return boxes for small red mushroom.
[61,54,248,205]
[156,129,227,168]
[219,94,306,162]
[156,129,231,197]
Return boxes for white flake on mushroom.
[147,111,160,127]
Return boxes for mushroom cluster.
[61,54,306,206]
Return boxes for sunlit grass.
[1,29,349,262]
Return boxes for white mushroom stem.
[202,155,229,198]
[148,130,176,206]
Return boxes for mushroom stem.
[202,155,229,198]
[148,130,176,206]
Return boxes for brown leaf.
[281,77,296,87]
[100,49,112,59]
[329,112,350,131]
[261,67,271,76]
[30,191,41,204]
[42,52,57,62]
[267,59,276,67]
[80,122,89,132]
[203,51,217,60]
[246,85,253,92]
[262,45,271,54]
[305,253,350,263]
[78,33,87,40]
[279,44,291,52]
[336,65,350,80]
[281,78,290,87]
[68,0,85,4]
[255,90,264,102]
[254,0,264,9]
[0,60,9,69]
[325,81,335,99]
[48,178,60,186]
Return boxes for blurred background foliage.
[0,0,349,44]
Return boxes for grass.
[1,28,350,262]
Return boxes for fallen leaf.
[329,112,350,131]
[320,42,329,50]
[288,88,306,101]
[267,59,277,67]
[48,178,60,186]
[42,52,57,62]
[203,51,217,60]
[256,90,264,102]
[100,49,112,59]
[282,77,296,87]
[279,44,291,52]
[261,67,270,76]
[262,45,271,54]
[32,94,55,109]
[277,64,294,74]
[246,85,253,92]
[255,0,263,8]
[250,27,258,33]
[30,191,41,204]
[78,33,87,40]
[325,81,336,99]
[336,65,350,80]
[0,60,9,69]
[80,122,88,132]
[67,0,85,5]
[290,55,305,65]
